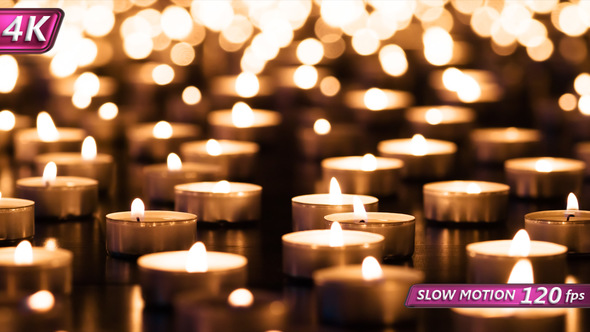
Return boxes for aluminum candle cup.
[470,127,541,163]
[16,177,98,219]
[14,128,85,163]
[127,123,200,162]
[452,308,566,332]
[292,194,378,231]
[175,182,261,223]
[505,157,585,198]
[405,106,475,141]
[465,240,568,283]
[297,124,361,160]
[105,211,197,258]
[423,181,510,223]
[137,251,247,306]
[314,265,424,326]
[344,89,414,125]
[144,163,222,203]
[0,246,72,298]
[321,156,404,196]
[325,212,415,258]
[282,230,384,278]
[207,108,282,143]
[377,136,457,179]
[0,198,34,243]
[180,140,259,180]
[34,153,114,192]
[525,210,590,254]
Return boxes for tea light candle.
[175,288,287,332]
[207,102,282,143]
[143,153,222,204]
[466,230,568,283]
[377,134,457,179]
[175,181,261,223]
[14,112,85,163]
[470,127,541,163]
[0,193,34,243]
[33,137,114,192]
[504,157,585,198]
[525,193,590,254]
[345,88,414,125]
[0,110,31,151]
[423,180,510,223]
[106,199,197,258]
[282,222,384,278]
[296,119,361,160]
[16,162,98,219]
[321,154,404,196]
[314,257,424,326]
[81,102,127,143]
[405,106,475,141]
[292,178,379,231]
[209,74,274,108]
[0,241,72,298]
[325,198,415,258]
[180,139,259,180]
[430,68,503,104]
[127,121,201,162]
[138,242,247,306]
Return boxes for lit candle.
[105,198,197,258]
[431,68,503,104]
[282,221,384,278]
[175,181,262,223]
[180,139,259,180]
[504,157,585,198]
[321,154,404,196]
[207,102,282,143]
[137,242,247,306]
[470,127,541,163]
[423,180,510,222]
[33,136,114,192]
[0,240,72,298]
[143,153,222,204]
[127,121,201,162]
[314,256,424,326]
[345,88,414,125]
[466,229,568,283]
[14,112,85,163]
[209,74,274,107]
[405,106,475,141]
[0,110,31,151]
[0,192,34,243]
[291,177,378,231]
[525,193,590,254]
[296,118,361,160]
[81,102,127,143]
[325,197,415,258]
[16,162,98,219]
[377,134,457,179]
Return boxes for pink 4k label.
[0,8,64,53]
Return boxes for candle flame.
[81,136,97,160]
[329,221,344,247]
[328,177,343,205]
[235,72,259,98]
[212,180,231,193]
[0,192,2,199]
[0,110,16,131]
[457,74,482,103]
[152,121,173,139]
[411,134,428,156]
[231,102,255,128]
[360,153,377,171]
[14,240,33,264]
[228,288,254,308]
[313,118,331,135]
[361,256,383,281]
[353,196,368,221]
[509,229,531,257]
[364,87,388,111]
[507,259,534,284]
[0,55,18,93]
[425,108,443,125]
[44,238,58,251]
[167,153,183,171]
[466,182,482,194]
[505,127,520,141]
[206,139,222,156]
[42,162,57,186]
[131,198,145,221]
[98,102,118,120]
[442,67,463,92]
[185,242,208,272]
[567,192,579,211]
[27,291,55,313]
[36,112,59,142]
[535,158,553,173]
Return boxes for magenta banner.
[0,8,63,53]
[406,284,590,308]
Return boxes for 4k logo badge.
[0,8,64,53]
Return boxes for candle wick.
[136,217,140,222]
[359,219,366,224]
[566,214,574,221]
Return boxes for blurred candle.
[127,121,201,162]
[345,88,414,126]
[470,127,541,163]
[297,119,361,160]
[207,102,282,144]
[0,192,34,243]
[405,106,475,141]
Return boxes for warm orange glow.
[329,221,344,247]
[228,288,254,308]
[231,102,255,128]
[535,158,554,173]
[235,72,259,98]
[27,291,55,313]
[313,119,331,135]
[364,88,388,111]
[185,242,207,272]
[567,193,579,211]
[360,153,377,171]
[0,55,18,93]
[329,177,343,205]
[509,229,531,257]
[81,136,97,161]
[212,180,231,194]
[353,196,368,221]
[182,86,202,105]
[98,103,118,120]
[293,65,318,90]
[425,108,443,125]
[167,153,182,171]
[206,139,222,156]
[361,256,383,280]
[466,182,481,194]
[0,110,16,131]
[14,240,33,264]
[42,162,57,186]
[507,259,534,283]
[37,112,59,142]
[152,121,173,139]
